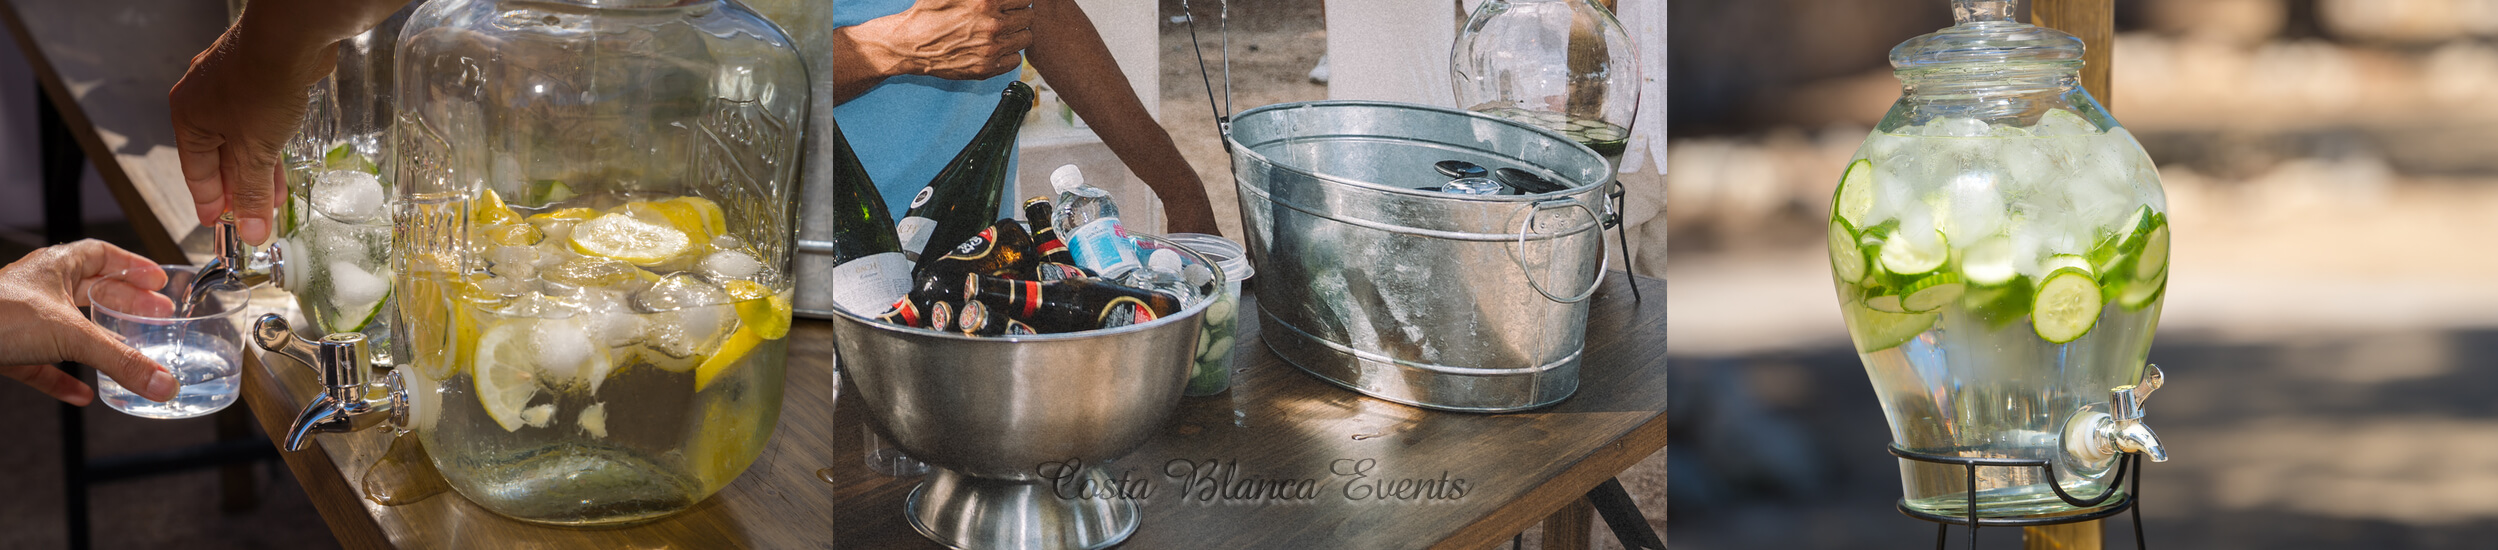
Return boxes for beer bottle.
[956,300,1038,336]
[869,293,944,327]
[964,273,1183,332]
[916,219,1039,279]
[827,117,913,314]
[1023,197,1076,265]
[895,81,1035,257]
[906,270,968,305]
[1032,262,1091,282]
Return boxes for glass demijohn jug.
[1451,0,1639,169]
[1826,0,2171,520]
[253,0,809,527]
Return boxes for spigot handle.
[251,314,372,404]
[201,213,284,290]
[2112,364,2162,420]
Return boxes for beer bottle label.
[832,251,914,315]
[942,226,999,260]
[1068,218,1141,276]
[896,216,938,255]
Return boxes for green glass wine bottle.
[826,116,915,314]
[896,81,1035,258]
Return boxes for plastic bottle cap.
[1050,164,1085,193]
[1148,249,1182,273]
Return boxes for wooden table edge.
[1432,407,1669,550]
[240,347,396,549]
[0,0,187,264]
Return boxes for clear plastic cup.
[1165,234,1252,397]
[87,265,248,419]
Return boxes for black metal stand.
[1886,445,2148,550]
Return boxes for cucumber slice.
[2133,224,2169,281]
[2120,266,2167,310]
[1845,301,1938,353]
[1901,273,1966,312]
[1834,159,1874,226]
[1960,235,2017,285]
[2043,254,2094,277]
[1829,220,1867,284]
[1866,293,1910,313]
[1878,229,1949,276]
[2032,267,2104,344]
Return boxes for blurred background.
[1666,0,2498,548]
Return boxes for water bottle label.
[831,252,913,314]
[896,216,937,255]
[1069,217,1140,275]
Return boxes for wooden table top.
[833,273,1668,550]
[229,270,1664,549]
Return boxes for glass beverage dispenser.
[1825,0,2170,520]
[252,0,808,526]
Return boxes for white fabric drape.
[1615,0,1666,177]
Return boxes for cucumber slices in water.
[1878,228,1949,276]
[1845,301,1938,353]
[1834,159,1874,226]
[1900,273,1966,312]
[1829,220,1867,284]
[2032,267,2104,344]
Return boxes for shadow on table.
[1667,328,2498,549]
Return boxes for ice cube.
[532,318,595,383]
[2033,109,2100,137]
[699,249,763,282]
[328,260,389,309]
[1932,117,1988,138]
[574,289,646,348]
[711,235,742,250]
[495,292,580,319]
[634,274,735,362]
[488,245,539,280]
[1936,172,2006,244]
[310,170,387,223]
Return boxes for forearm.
[1025,1,1216,229]
[829,25,901,103]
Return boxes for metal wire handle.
[1509,199,1606,303]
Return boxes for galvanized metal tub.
[1225,100,1611,413]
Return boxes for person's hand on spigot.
[0,240,176,405]
[169,0,411,246]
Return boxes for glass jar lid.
[1889,0,2083,70]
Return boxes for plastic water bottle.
[1050,165,1145,278]
[1121,248,1198,303]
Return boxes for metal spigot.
[253,314,403,452]
[2065,365,2169,465]
[194,213,287,296]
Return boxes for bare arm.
[1024,0,1220,236]
[831,0,1035,103]
[170,0,413,245]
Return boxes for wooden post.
[2023,3,2115,549]
[2032,0,2114,109]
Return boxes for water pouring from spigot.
[252,314,402,451]
[189,213,286,314]
[2066,364,2169,464]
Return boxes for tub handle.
[1511,199,1607,304]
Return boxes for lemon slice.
[696,328,763,392]
[670,196,730,237]
[482,222,543,247]
[571,212,691,266]
[723,280,792,340]
[528,207,599,227]
[622,201,711,241]
[472,188,524,227]
[473,321,544,432]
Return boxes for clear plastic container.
[1165,234,1252,396]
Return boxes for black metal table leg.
[1586,477,1664,549]
[39,78,91,550]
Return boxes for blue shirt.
[833,0,1021,220]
